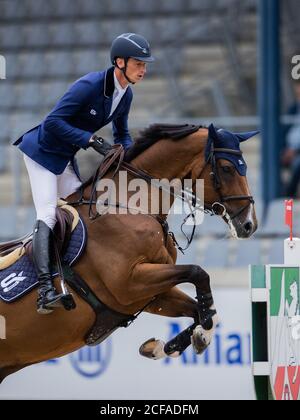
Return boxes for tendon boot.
[33,220,64,314]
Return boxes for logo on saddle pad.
[0,272,27,293]
[269,267,300,400]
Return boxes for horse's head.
[124,122,258,238]
[194,124,258,239]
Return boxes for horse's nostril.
[244,221,253,234]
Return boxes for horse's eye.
[222,166,233,174]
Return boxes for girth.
[62,264,135,346]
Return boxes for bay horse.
[0,123,257,383]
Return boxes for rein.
[68,134,254,252]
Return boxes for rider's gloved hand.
[89,135,112,156]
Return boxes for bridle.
[172,142,255,251]
[201,142,255,221]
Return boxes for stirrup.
[37,304,54,315]
[37,291,76,314]
[37,291,65,315]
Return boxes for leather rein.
[68,138,254,251]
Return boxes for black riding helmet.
[110,33,155,84]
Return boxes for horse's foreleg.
[145,287,198,319]
[131,263,215,328]
[128,264,197,303]
[139,288,198,359]
[130,264,218,358]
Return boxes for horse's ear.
[208,123,219,140]
[235,131,259,142]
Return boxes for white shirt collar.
[113,72,128,94]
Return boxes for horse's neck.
[129,129,208,217]
[131,130,207,180]
[68,129,208,219]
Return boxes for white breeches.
[24,154,82,230]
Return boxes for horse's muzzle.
[235,218,257,238]
[231,201,257,239]
[242,220,256,237]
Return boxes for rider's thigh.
[23,154,57,229]
[57,162,82,200]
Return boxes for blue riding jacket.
[13,66,133,176]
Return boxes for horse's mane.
[124,123,201,162]
[79,123,201,191]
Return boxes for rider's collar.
[104,66,116,98]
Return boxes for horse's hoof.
[168,351,181,358]
[191,326,210,355]
[139,338,167,360]
[192,314,219,355]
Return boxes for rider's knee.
[36,208,57,230]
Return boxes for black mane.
[78,123,201,191]
[124,123,201,162]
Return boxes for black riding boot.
[33,220,64,314]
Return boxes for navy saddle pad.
[0,217,87,303]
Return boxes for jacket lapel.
[103,67,115,119]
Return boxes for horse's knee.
[188,265,211,297]
[189,265,210,285]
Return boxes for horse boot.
[32,220,64,315]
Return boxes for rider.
[13,33,155,315]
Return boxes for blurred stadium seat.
[259,199,300,237]
[266,238,284,265]
[0,84,18,110]
[175,244,202,265]
[18,206,36,237]
[0,138,7,172]
[197,214,227,237]
[18,52,46,79]
[232,239,262,267]
[0,24,23,48]
[48,23,75,47]
[22,24,50,48]
[44,51,73,78]
[50,0,79,18]
[17,83,42,108]
[0,207,18,240]
[41,81,69,108]
[202,240,229,268]
[2,0,28,19]
[72,50,100,75]
[26,0,53,18]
